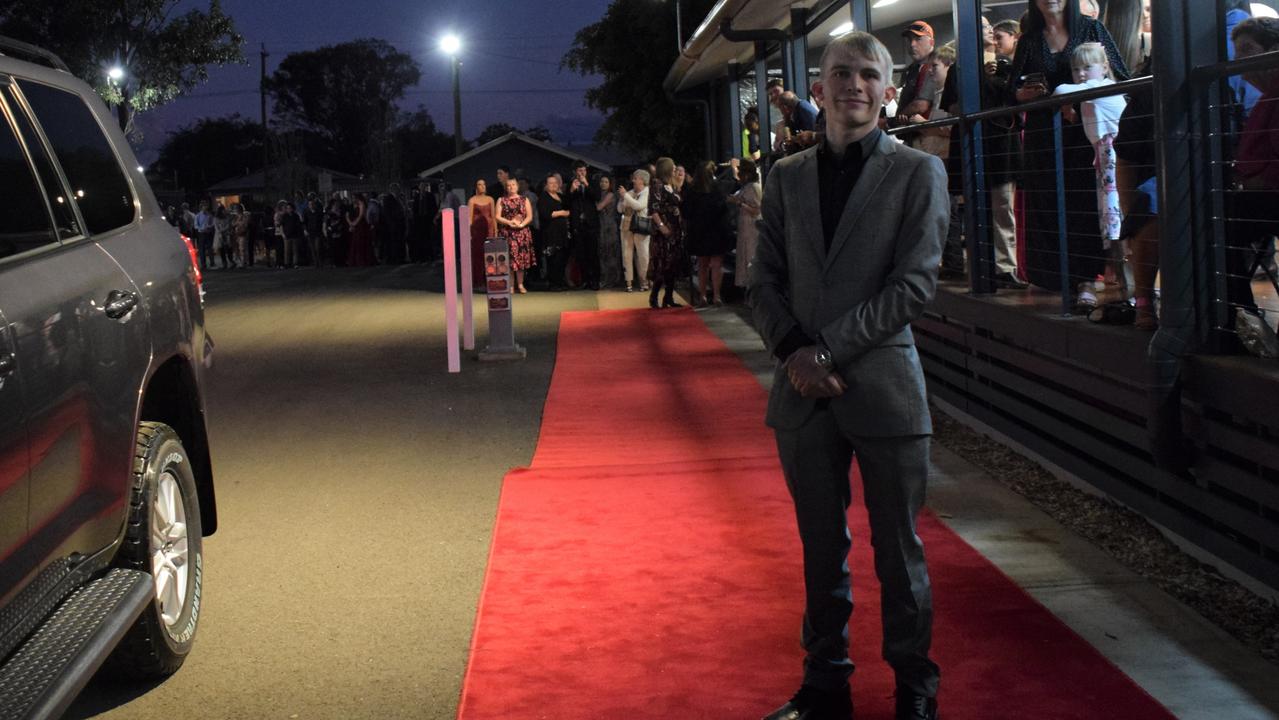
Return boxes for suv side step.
[0,569,153,720]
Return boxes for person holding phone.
[1007,0,1128,310]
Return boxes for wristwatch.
[814,345,835,372]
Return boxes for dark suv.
[0,38,216,719]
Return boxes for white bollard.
[459,206,475,351]
[442,208,460,373]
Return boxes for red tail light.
[179,234,204,301]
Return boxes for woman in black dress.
[647,157,687,309]
[537,174,572,289]
[681,160,732,305]
[1008,0,1128,309]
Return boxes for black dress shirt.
[773,129,882,362]
[816,129,880,251]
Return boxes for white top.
[618,186,649,218]
[1053,77,1128,145]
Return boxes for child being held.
[1054,42,1131,303]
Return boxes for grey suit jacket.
[749,133,947,436]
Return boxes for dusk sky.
[134,0,617,163]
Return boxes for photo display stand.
[478,237,526,361]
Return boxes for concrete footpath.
[699,305,1279,720]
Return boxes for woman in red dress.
[496,178,536,293]
[467,179,498,286]
[346,193,376,267]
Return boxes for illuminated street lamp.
[107,65,125,82]
[440,34,464,157]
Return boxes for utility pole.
[260,44,271,203]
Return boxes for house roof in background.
[416,132,614,178]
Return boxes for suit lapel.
[793,149,825,265]
[823,135,897,275]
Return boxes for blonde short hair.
[819,31,894,83]
[932,42,957,66]
[654,157,675,183]
[1072,42,1109,72]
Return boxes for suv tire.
[106,422,204,678]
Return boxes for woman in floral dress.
[496,178,535,293]
[646,157,687,308]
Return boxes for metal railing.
[887,76,1156,320]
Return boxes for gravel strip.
[931,405,1279,665]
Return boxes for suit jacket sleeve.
[749,161,805,356]
[819,155,946,367]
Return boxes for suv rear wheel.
[107,422,204,678]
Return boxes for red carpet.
[457,309,1174,719]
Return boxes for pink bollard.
[458,205,475,351]
[442,208,460,373]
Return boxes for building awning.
[665,0,951,94]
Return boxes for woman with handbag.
[618,169,651,292]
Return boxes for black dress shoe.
[994,271,1028,289]
[894,688,938,720]
[762,684,852,720]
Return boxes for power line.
[173,86,597,101]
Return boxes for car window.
[16,80,136,235]
[3,88,81,239]
[0,100,57,260]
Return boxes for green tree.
[562,0,715,162]
[0,0,243,135]
[474,123,518,146]
[396,108,457,176]
[266,39,421,176]
[524,125,554,143]
[153,114,265,192]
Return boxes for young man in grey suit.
[751,31,946,720]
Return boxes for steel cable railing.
[889,75,1157,321]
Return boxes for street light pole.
[451,54,463,157]
[441,34,464,157]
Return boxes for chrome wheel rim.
[150,470,189,629]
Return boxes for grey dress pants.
[774,403,940,697]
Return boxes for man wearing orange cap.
[894,21,937,130]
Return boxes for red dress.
[347,214,376,267]
[470,200,496,285]
[497,195,535,271]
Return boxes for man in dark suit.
[751,31,947,720]
[567,160,601,289]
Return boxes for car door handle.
[103,290,139,320]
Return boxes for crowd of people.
[165,158,765,313]
[166,184,444,271]
[733,0,1279,340]
[482,159,763,308]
